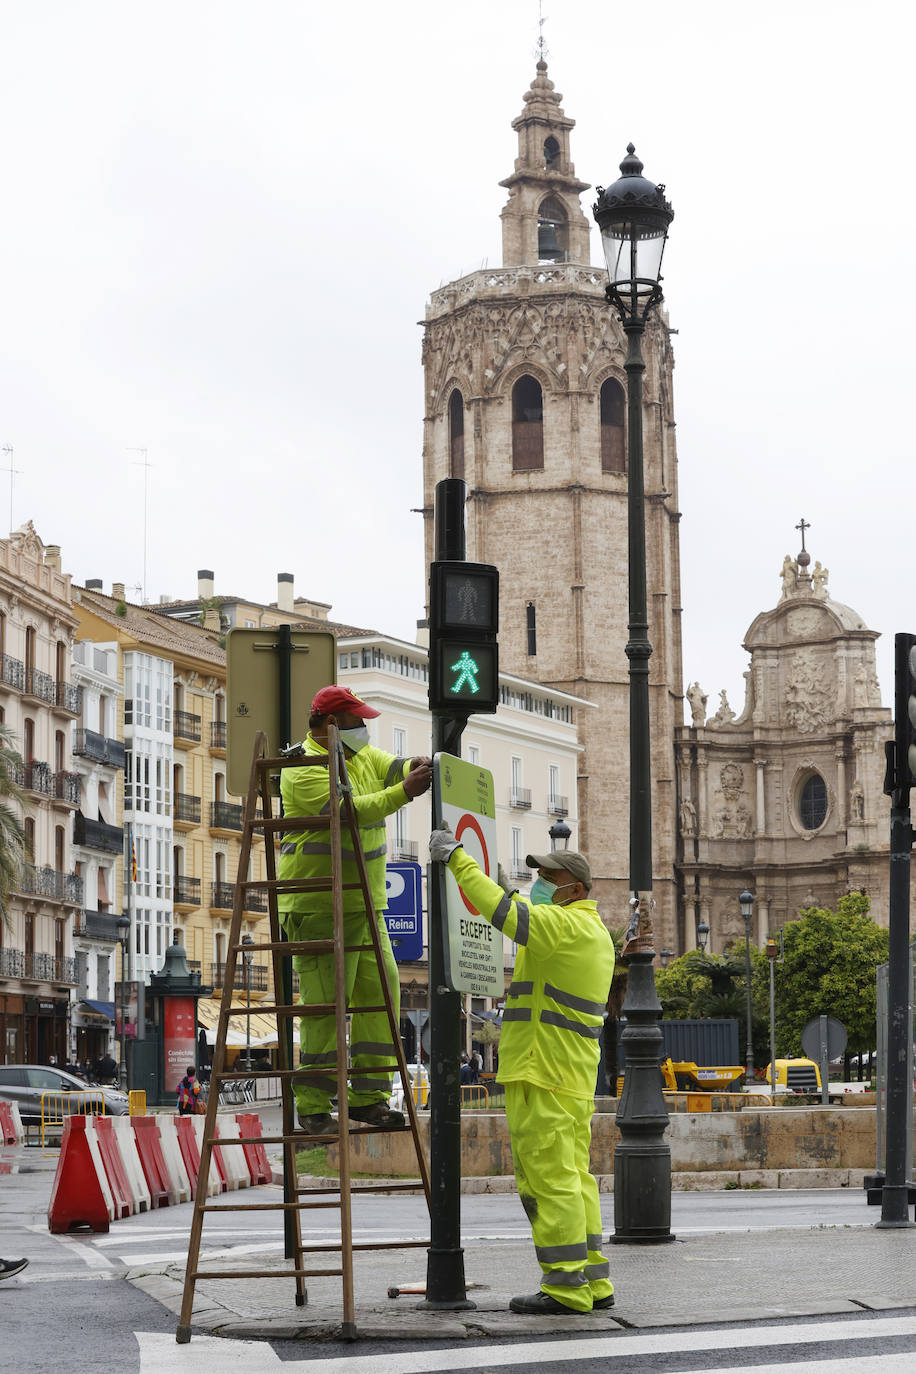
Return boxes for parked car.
[0,1064,129,1125]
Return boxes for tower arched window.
[448,388,465,480]
[600,377,626,474]
[537,196,568,262]
[544,135,560,167]
[512,376,544,472]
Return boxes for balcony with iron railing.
[174,791,202,827]
[74,909,122,941]
[17,864,84,905]
[23,667,55,704]
[13,760,52,795]
[74,813,124,855]
[174,710,202,746]
[0,653,24,692]
[51,771,81,806]
[548,794,569,817]
[243,887,268,913]
[210,801,243,832]
[73,728,125,770]
[211,881,235,910]
[0,947,78,983]
[238,963,269,993]
[391,839,419,861]
[510,864,532,881]
[509,787,532,810]
[53,680,82,715]
[210,720,227,751]
[174,874,202,907]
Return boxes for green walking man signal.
[428,561,499,714]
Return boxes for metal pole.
[120,936,128,1088]
[878,797,915,1227]
[245,953,251,1071]
[769,954,776,1105]
[611,319,673,1245]
[743,918,755,1083]
[423,477,475,1309]
[276,623,297,1258]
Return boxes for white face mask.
[339,723,370,754]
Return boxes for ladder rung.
[201,1126,413,1146]
[192,1268,342,1280]
[295,1182,425,1196]
[293,1239,428,1255]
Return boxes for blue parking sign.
[384,861,424,962]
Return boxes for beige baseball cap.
[525,850,592,891]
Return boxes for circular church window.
[799,773,828,830]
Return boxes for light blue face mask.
[529,876,575,906]
[339,723,370,754]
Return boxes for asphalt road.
[2,1141,910,1374]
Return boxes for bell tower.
[421,64,685,945]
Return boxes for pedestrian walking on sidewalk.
[177,1066,201,1115]
[429,825,615,1315]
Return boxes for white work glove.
[496,863,517,896]
[429,821,462,864]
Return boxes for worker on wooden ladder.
[278,686,432,1135]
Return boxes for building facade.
[420,62,684,944]
[71,638,125,1065]
[676,550,893,951]
[0,525,82,1065]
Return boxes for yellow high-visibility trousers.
[504,1081,614,1312]
[288,907,400,1117]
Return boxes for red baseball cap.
[310,685,380,719]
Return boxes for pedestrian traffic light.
[428,561,499,714]
[893,632,916,793]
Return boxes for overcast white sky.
[2,2,913,716]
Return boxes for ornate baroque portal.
[421,63,684,941]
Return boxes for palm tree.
[0,724,26,932]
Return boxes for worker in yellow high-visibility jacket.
[429,823,615,1315]
[279,685,431,1135]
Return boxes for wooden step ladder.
[177,727,431,1343]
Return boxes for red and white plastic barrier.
[0,1100,21,1145]
[47,1110,273,1232]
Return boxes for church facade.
[676,548,892,951]
[421,62,685,943]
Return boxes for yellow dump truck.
[617,1058,746,1096]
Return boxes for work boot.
[347,1103,405,1128]
[0,1259,28,1281]
[298,1112,338,1137]
[509,1291,579,1315]
[592,1292,615,1309]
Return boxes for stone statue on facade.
[679,797,697,836]
[779,554,798,601]
[812,561,829,599]
[686,681,707,727]
[707,690,736,728]
[850,779,865,821]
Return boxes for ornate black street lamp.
[594,146,675,1244]
[739,888,755,1082]
[548,816,571,851]
[659,948,672,969]
[697,920,710,953]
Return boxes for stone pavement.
[130,1207,916,1344]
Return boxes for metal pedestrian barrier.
[40,1091,107,1147]
[177,728,431,1344]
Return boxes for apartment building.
[0,525,82,1064]
[70,638,125,1064]
[72,584,268,1049]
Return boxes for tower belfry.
[499,62,592,267]
[421,64,684,943]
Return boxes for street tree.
[772,892,888,1061]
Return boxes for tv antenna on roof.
[1,445,20,536]
[128,447,152,601]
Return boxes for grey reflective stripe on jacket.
[385,757,408,786]
[507,981,533,997]
[541,1268,589,1287]
[502,1007,532,1022]
[539,1009,602,1038]
[544,982,607,1017]
[278,839,387,863]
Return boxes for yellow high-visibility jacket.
[447,848,614,1100]
[278,735,412,923]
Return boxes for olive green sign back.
[226,628,336,795]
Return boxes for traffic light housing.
[428,561,499,714]
[893,631,916,793]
